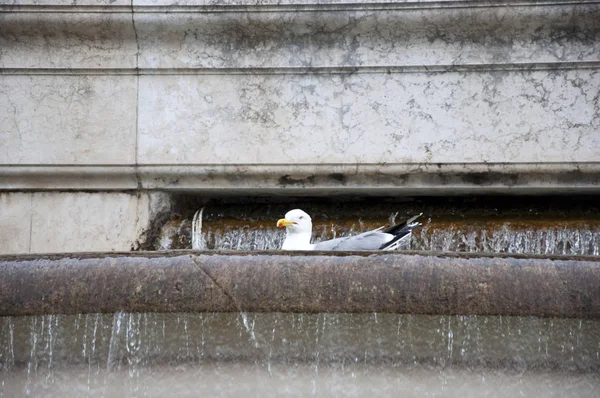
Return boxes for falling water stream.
[184,219,600,255]
[156,201,600,255]
[1,313,599,397]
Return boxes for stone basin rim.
[1,250,599,318]
[1,249,599,263]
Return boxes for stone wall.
[0,192,170,254]
[1,0,599,253]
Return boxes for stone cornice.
[2,0,599,13]
[2,61,599,76]
[2,163,600,194]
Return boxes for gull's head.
[277,209,312,234]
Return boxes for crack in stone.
[189,255,264,349]
[188,255,242,313]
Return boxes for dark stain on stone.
[328,173,347,185]
[278,175,316,186]
[175,281,183,292]
[435,171,448,185]
[558,169,599,185]
[460,172,520,186]
[394,174,409,184]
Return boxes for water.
[191,208,205,250]
[413,220,600,255]
[1,313,599,397]
[7,200,599,395]
[158,209,600,255]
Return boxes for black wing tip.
[383,213,423,235]
[379,213,423,250]
[406,212,423,225]
[378,231,410,250]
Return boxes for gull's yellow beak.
[277,218,295,228]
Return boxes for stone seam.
[2,62,599,76]
[2,0,599,13]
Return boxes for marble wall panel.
[138,68,600,165]
[133,0,415,4]
[136,5,600,68]
[0,192,32,255]
[0,12,136,69]
[0,75,137,164]
[1,1,130,5]
[0,192,172,254]
[27,192,150,253]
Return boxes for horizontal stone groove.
[3,162,599,170]
[1,62,599,76]
[2,163,600,194]
[1,0,598,13]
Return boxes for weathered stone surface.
[29,193,150,253]
[1,0,599,254]
[1,252,599,318]
[3,163,600,194]
[135,4,600,68]
[2,1,599,173]
[4,2,597,70]
[0,192,169,254]
[2,1,130,5]
[0,166,139,190]
[0,193,32,254]
[0,75,137,164]
[138,69,600,164]
[0,11,136,69]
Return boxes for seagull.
[276,209,422,251]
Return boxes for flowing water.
[156,208,600,256]
[4,198,600,396]
[1,313,599,397]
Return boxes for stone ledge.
[1,251,599,317]
[2,61,599,75]
[3,3,597,69]
[2,0,597,13]
[0,166,139,190]
[2,163,600,194]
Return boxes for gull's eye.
[298,216,304,220]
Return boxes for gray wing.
[313,228,394,251]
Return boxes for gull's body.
[277,209,422,251]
